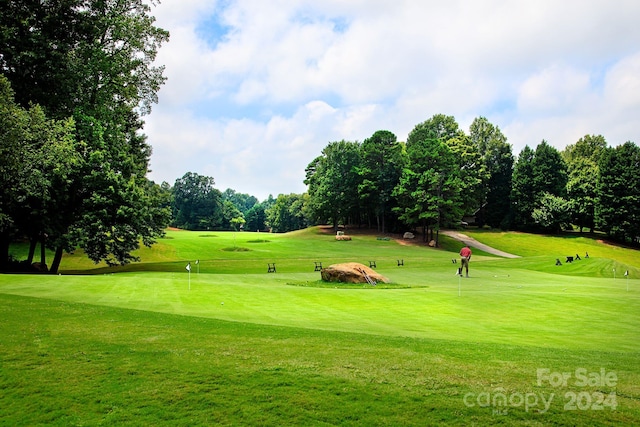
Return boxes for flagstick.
[458,273,461,297]
[186,262,191,291]
[626,271,629,292]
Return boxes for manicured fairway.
[1,227,639,425]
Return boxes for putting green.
[2,228,638,353]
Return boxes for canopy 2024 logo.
[463,368,618,415]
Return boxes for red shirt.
[460,247,472,258]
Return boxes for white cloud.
[517,64,593,115]
[604,52,640,111]
[145,0,640,199]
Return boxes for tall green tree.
[171,172,222,231]
[511,141,568,231]
[446,134,486,220]
[393,114,466,243]
[393,135,462,244]
[532,140,567,199]
[469,117,513,228]
[562,135,607,233]
[305,141,362,230]
[0,75,30,268]
[21,106,80,271]
[0,0,170,272]
[358,130,404,233]
[595,142,640,243]
[245,203,267,232]
[510,146,536,228]
[0,75,80,271]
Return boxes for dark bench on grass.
[397,259,404,266]
[268,263,276,273]
[369,261,376,268]
[314,261,323,271]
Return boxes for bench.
[451,259,457,264]
[397,259,404,266]
[314,261,323,272]
[566,256,574,263]
[369,261,376,268]
[267,263,276,273]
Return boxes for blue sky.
[144,0,640,201]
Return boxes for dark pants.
[460,256,469,276]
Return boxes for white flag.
[186,263,191,272]
[195,259,199,265]
[625,270,629,276]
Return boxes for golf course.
[1,227,639,426]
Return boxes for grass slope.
[2,227,640,425]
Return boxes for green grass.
[2,226,640,425]
[462,228,638,265]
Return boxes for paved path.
[441,230,520,258]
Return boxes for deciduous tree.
[595,142,640,243]
[532,140,567,199]
[511,146,536,228]
[305,141,362,230]
[563,135,607,233]
[358,130,404,233]
[469,117,513,228]
[245,204,267,232]
[0,76,80,271]
[393,135,462,244]
[512,141,568,231]
[0,0,170,272]
[172,172,222,231]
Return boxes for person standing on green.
[459,245,472,277]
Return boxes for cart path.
[441,230,520,258]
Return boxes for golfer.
[459,245,472,277]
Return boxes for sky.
[144,0,640,201]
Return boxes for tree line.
[159,172,309,234]
[302,115,640,245]
[164,113,640,250]
[305,114,640,244]
[2,2,639,274]
[304,115,511,244]
[300,115,638,246]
